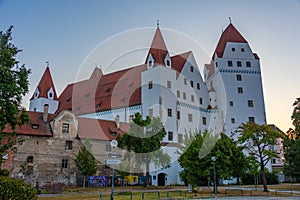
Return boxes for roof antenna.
[157,19,160,28]
[46,61,49,67]
[229,17,232,24]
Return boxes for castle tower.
[204,23,266,138]
[29,66,59,114]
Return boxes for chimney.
[43,104,49,123]
[115,115,120,129]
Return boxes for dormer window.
[31,124,39,129]
[49,93,53,98]
[148,60,153,67]
[105,88,110,94]
[166,60,170,66]
[35,92,38,97]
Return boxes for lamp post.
[110,140,118,200]
[211,156,217,195]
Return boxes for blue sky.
[1,0,299,132]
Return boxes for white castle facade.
[29,23,266,186]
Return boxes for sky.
[0,0,299,132]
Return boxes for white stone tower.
[204,23,266,139]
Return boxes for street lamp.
[110,140,118,200]
[211,156,217,195]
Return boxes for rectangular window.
[237,61,242,67]
[191,95,195,102]
[199,98,203,105]
[229,101,234,107]
[190,66,194,72]
[188,114,193,122]
[232,47,235,52]
[62,123,69,133]
[148,109,153,117]
[236,74,242,81]
[237,87,243,94]
[184,78,187,85]
[246,61,251,67]
[183,92,186,100]
[178,134,183,144]
[27,156,34,163]
[177,111,180,120]
[248,100,254,107]
[190,80,194,88]
[231,118,235,124]
[177,90,180,98]
[167,80,171,89]
[241,48,245,52]
[61,159,68,168]
[227,60,233,67]
[168,132,173,141]
[202,117,207,125]
[148,81,153,89]
[106,143,112,152]
[65,140,73,150]
[197,83,200,90]
[249,117,255,122]
[167,108,172,117]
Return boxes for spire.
[31,66,58,100]
[213,23,247,60]
[145,26,169,66]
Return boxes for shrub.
[241,171,279,185]
[0,176,37,200]
[0,169,10,176]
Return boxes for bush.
[0,176,37,200]
[241,171,279,185]
[0,169,10,176]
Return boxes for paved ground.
[195,197,300,200]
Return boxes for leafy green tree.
[236,122,283,192]
[116,112,170,186]
[178,131,247,189]
[284,98,300,181]
[74,144,98,188]
[0,26,31,170]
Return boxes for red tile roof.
[2,111,55,137]
[213,23,247,60]
[57,65,146,115]
[171,51,191,77]
[145,27,169,66]
[78,117,129,140]
[30,67,58,100]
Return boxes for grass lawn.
[37,184,300,200]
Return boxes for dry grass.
[37,184,300,200]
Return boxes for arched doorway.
[158,173,166,186]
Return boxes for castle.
[3,23,267,186]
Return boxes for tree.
[0,26,31,169]
[116,112,170,186]
[74,144,98,188]
[283,98,300,181]
[178,131,247,188]
[236,122,283,192]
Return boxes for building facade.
[9,23,267,186]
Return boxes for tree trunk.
[83,176,86,188]
[237,176,240,185]
[146,161,150,187]
[260,165,268,192]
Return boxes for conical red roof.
[145,27,169,66]
[30,67,58,100]
[213,23,247,60]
